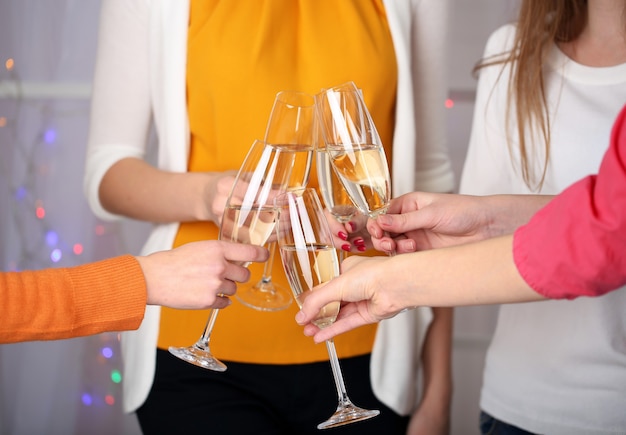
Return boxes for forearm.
[0,256,146,343]
[419,307,453,408]
[99,157,216,223]
[482,194,554,238]
[395,234,545,307]
[299,216,548,343]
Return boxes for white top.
[461,24,626,435]
[84,0,454,415]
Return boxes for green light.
[111,369,122,384]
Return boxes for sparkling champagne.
[220,205,277,265]
[327,144,390,217]
[280,243,340,328]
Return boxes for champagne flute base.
[317,402,380,430]
[168,344,227,372]
[236,280,293,312]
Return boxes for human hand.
[139,240,269,309]
[203,171,238,225]
[367,192,493,254]
[325,211,371,254]
[295,254,413,343]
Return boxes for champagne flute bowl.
[236,90,315,311]
[315,82,391,219]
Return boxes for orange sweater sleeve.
[0,255,147,343]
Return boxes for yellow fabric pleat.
[157,0,397,364]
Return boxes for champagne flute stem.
[198,308,220,347]
[259,241,277,285]
[336,215,353,264]
[325,339,351,406]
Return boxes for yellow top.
[157,0,397,364]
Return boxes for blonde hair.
[474,0,587,190]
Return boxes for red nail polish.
[353,237,365,246]
[338,231,348,241]
[348,221,356,231]
[341,244,351,252]
[357,245,367,252]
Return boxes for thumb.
[376,211,418,233]
[295,281,342,325]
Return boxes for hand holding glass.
[168,140,292,371]
[275,188,380,429]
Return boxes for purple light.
[81,393,93,406]
[45,231,59,246]
[101,347,114,359]
[43,129,56,144]
[50,248,62,263]
[14,186,27,201]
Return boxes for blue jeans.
[479,411,538,435]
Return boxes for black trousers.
[137,349,409,434]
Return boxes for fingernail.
[357,245,366,252]
[295,311,305,324]
[341,244,351,252]
[348,221,357,231]
[382,241,392,251]
[338,231,348,241]
[353,237,365,246]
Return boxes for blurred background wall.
[0,1,520,433]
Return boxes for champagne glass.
[237,90,315,311]
[315,82,391,219]
[169,139,295,371]
[275,188,380,429]
[316,140,359,261]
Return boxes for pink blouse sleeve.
[513,104,626,299]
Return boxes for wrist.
[194,172,222,223]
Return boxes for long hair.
[474,0,587,190]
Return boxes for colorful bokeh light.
[81,393,93,406]
[50,248,62,263]
[110,370,122,384]
[46,230,59,246]
[101,347,113,359]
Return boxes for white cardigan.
[85,0,454,415]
